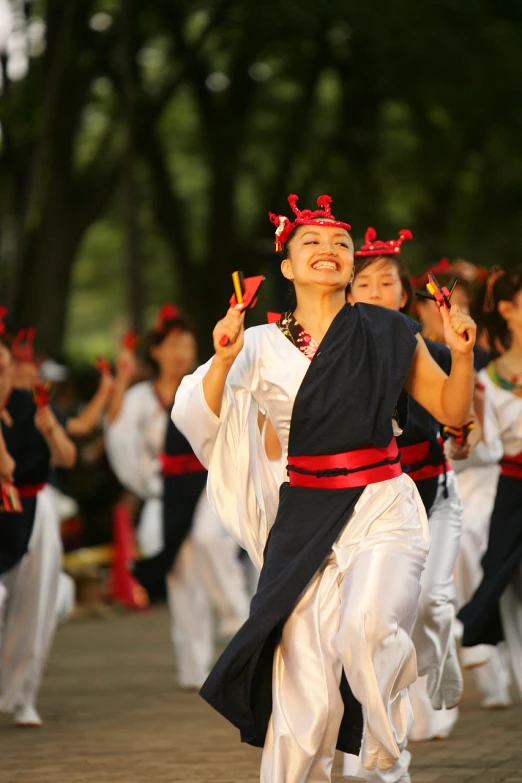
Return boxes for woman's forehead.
[296,224,351,240]
[357,258,399,277]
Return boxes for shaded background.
[2,0,522,360]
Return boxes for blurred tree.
[2,0,522,355]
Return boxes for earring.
[349,268,355,285]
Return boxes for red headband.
[356,227,413,258]
[0,307,7,336]
[268,194,351,253]
[154,303,181,332]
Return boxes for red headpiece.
[11,328,36,363]
[154,303,181,332]
[122,330,139,351]
[0,308,7,336]
[268,194,351,253]
[355,227,413,258]
[412,258,453,290]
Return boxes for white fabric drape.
[0,486,61,712]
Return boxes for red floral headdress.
[0,307,6,336]
[154,303,181,332]
[268,194,351,252]
[11,328,36,363]
[355,227,413,258]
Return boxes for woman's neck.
[501,327,522,368]
[293,290,346,344]
[154,375,181,406]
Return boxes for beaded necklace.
[487,361,522,397]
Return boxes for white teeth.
[313,261,337,270]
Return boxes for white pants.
[192,491,250,631]
[454,464,510,701]
[411,471,462,692]
[167,490,250,688]
[407,472,462,742]
[262,475,429,783]
[454,465,499,609]
[408,675,458,742]
[0,486,61,712]
[500,561,522,699]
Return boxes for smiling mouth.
[312,259,339,271]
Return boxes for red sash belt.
[159,453,206,476]
[287,439,402,489]
[501,452,522,479]
[400,437,451,482]
[17,483,45,498]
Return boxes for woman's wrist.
[449,348,474,365]
[211,354,235,374]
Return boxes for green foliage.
[2,0,522,357]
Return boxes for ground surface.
[0,608,521,783]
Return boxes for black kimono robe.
[0,389,52,575]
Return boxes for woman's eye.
[304,241,319,245]
[357,283,368,288]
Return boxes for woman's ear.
[497,299,514,322]
[281,258,294,281]
[400,289,408,310]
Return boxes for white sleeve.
[172,332,280,570]
[105,385,162,499]
[474,370,503,464]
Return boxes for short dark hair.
[142,313,196,376]
[472,267,522,357]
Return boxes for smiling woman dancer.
[173,195,476,783]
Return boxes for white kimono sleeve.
[105,384,162,500]
[172,335,281,570]
[474,369,503,464]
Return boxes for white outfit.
[173,324,429,783]
[406,470,463,742]
[474,369,522,699]
[105,380,248,688]
[0,485,61,714]
[452,451,511,705]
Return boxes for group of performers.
[0,192,521,783]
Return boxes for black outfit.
[398,338,451,514]
[134,419,207,601]
[0,389,52,575]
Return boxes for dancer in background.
[415,265,512,707]
[345,232,465,766]
[460,266,522,701]
[173,194,476,783]
[0,316,76,727]
[105,305,249,689]
[8,327,116,623]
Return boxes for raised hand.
[213,307,246,365]
[441,304,476,355]
[34,404,58,437]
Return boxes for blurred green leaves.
[2,0,522,357]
